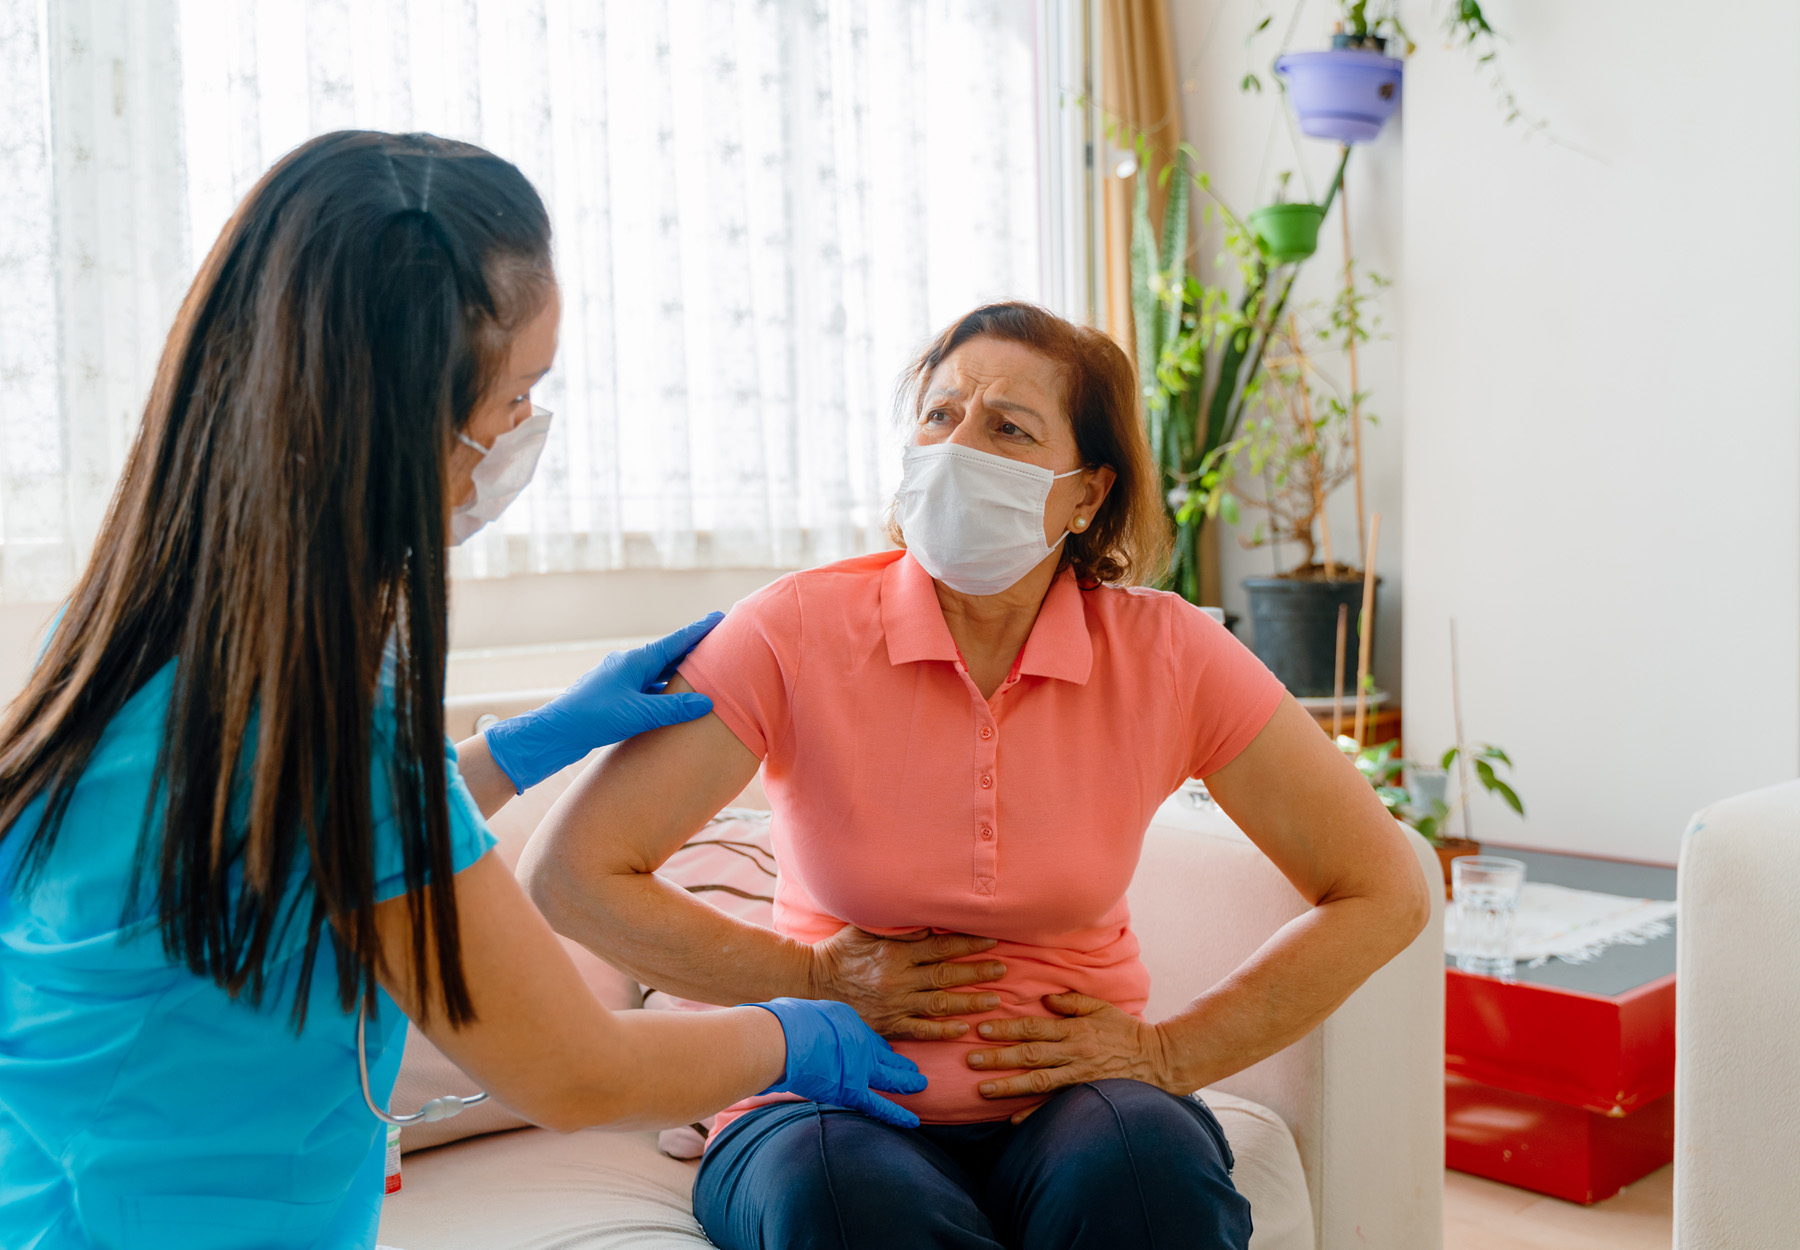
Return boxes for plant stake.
[1352,511,1381,746]
[1339,156,1367,556]
[1450,616,1475,841]
[1332,602,1348,739]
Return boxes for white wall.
[1400,0,1800,861]
[1172,0,1800,862]
[1168,0,1406,699]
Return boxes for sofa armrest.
[1128,811,1444,1250]
[1675,780,1800,1250]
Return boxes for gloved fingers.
[845,1089,922,1130]
[642,612,725,683]
[870,1051,928,1095]
[634,690,715,729]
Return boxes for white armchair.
[1134,804,1445,1250]
[382,739,1445,1250]
[1674,780,1800,1250]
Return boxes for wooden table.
[1302,703,1400,750]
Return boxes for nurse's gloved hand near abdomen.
[752,998,927,1128]
[483,612,723,793]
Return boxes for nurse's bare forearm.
[530,861,819,1007]
[546,1005,788,1131]
[379,853,788,1134]
[454,734,519,819]
[1154,892,1418,1093]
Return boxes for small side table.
[1444,846,1676,1204]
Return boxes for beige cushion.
[378,1087,1313,1250]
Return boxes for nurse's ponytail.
[0,132,553,1029]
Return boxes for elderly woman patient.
[521,302,1430,1250]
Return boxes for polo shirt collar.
[881,552,1093,685]
[1017,571,1093,684]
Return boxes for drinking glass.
[1451,856,1526,978]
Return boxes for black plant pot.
[1242,575,1381,698]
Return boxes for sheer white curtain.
[0,0,1049,600]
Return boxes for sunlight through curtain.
[0,0,1046,599]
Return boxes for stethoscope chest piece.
[357,1002,489,1126]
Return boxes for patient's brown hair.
[891,302,1171,587]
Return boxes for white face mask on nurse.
[446,285,562,543]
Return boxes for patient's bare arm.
[519,676,1007,1040]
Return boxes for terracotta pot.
[1433,837,1482,897]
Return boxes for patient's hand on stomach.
[811,925,1009,1041]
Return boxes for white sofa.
[1674,780,1800,1250]
[381,732,1444,1249]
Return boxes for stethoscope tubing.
[357,1001,488,1126]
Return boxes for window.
[0,0,1095,600]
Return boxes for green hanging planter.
[1247,203,1327,265]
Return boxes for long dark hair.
[0,131,553,1029]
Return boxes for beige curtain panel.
[1100,0,1218,601]
[1101,0,1183,357]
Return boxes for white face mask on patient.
[893,443,1082,596]
[450,406,553,545]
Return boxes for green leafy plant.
[1215,262,1387,576]
[1443,743,1523,817]
[1127,138,1350,604]
[1337,736,1524,847]
[1337,0,1414,51]
[1238,0,1540,132]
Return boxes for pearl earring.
[1073,516,1088,530]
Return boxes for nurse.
[0,130,919,1250]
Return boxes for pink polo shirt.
[680,550,1285,1126]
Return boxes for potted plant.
[1205,257,1383,697]
[1340,737,1525,887]
[1255,0,1542,149]
[1245,173,1326,266]
[1128,142,1350,606]
[1273,2,1408,145]
[1123,0,1532,608]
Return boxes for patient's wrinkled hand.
[810,925,1007,1041]
[966,992,1177,1124]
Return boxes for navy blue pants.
[692,1079,1252,1250]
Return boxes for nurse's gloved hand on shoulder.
[749,998,928,1128]
[484,612,724,794]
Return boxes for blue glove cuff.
[483,711,562,794]
[745,1002,792,1095]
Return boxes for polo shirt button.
[979,825,993,840]
[979,775,992,789]
[979,726,993,740]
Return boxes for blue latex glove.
[748,998,928,1129]
[483,613,723,793]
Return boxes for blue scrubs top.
[0,663,496,1249]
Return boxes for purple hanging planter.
[1274,49,1405,144]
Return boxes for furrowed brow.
[988,397,1047,424]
